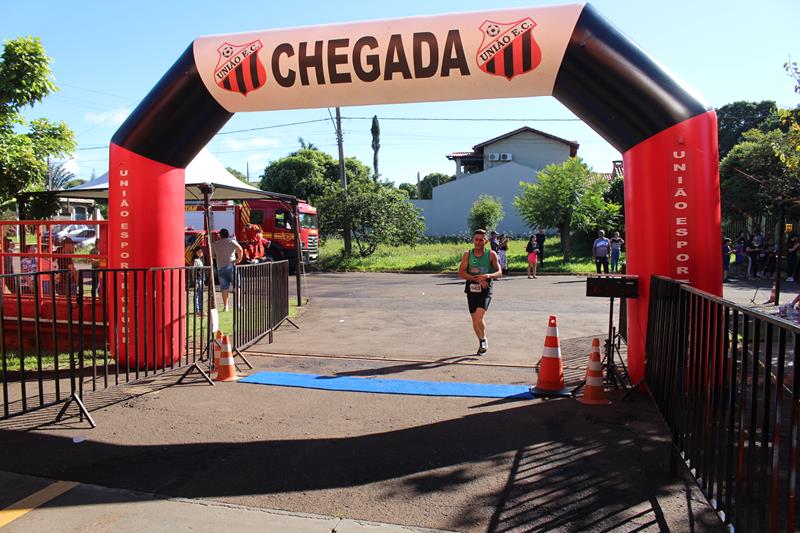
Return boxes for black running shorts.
[467,291,492,314]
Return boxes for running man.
[458,229,502,355]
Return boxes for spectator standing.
[212,228,243,312]
[722,237,733,281]
[763,238,777,278]
[535,228,546,264]
[592,230,611,274]
[735,232,748,278]
[2,235,15,292]
[787,233,799,282]
[489,231,499,253]
[525,235,539,279]
[746,233,760,279]
[56,238,79,294]
[497,233,509,275]
[20,244,38,294]
[610,231,625,272]
[192,248,206,315]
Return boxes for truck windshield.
[300,213,317,229]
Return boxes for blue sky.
[2,0,798,184]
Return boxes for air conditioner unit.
[488,153,500,161]
[500,153,513,161]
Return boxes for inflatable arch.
[109,2,721,381]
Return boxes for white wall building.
[411,127,578,236]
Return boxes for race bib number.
[469,283,483,293]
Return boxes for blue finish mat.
[240,371,534,399]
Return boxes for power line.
[75,145,108,151]
[343,116,581,122]
[58,83,139,102]
[215,118,332,135]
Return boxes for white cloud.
[62,157,79,175]
[246,154,269,164]
[221,136,279,151]
[83,107,131,127]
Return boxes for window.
[275,211,291,229]
[300,213,317,229]
[249,210,264,227]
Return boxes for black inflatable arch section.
[108,3,721,381]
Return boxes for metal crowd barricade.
[232,260,293,365]
[646,275,800,532]
[0,265,217,426]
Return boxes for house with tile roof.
[411,127,579,236]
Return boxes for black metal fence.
[646,276,799,532]
[232,260,290,351]
[0,261,289,426]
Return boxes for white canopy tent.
[54,148,303,310]
[58,148,294,202]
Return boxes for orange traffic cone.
[212,330,223,372]
[579,338,611,405]
[214,335,241,382]
[531,315,571,397]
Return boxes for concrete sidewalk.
[0,471,451,532]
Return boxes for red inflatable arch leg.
[623,111,722,383]
[108,144,186,368]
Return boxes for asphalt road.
[272,272,614,366]
[0,272,730,532]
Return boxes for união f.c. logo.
[476,18,542,80]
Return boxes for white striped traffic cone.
[214,335,241,382]
[579,338,610,405]
[531,315,571,397]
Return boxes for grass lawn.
[2,301,299,372]
[2,352,110,374]
[317,237,624,274]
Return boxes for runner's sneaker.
[477,338,488,355]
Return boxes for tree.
[318,177,424,257]
[370,115,380,181]
[773,61,800,175]
[514,157,593,260]
[717,100,781,159]
[574,178,622,234]
[398,182,418,199]
[262,148,409,251]
[226,166,249,183]
[259,149,339,203]
[0,37,76,208]
[418,172,454,199]
[720,129,795,221]
[467,195,504,233]
[47,160,76,190]
[603,175,625,227]
[297,137,316,150]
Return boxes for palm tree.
[47,161,77,190]
[298,137,317,150]
[371,115,380,181]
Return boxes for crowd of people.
[485,228,627,277]
[592,229,625,274]
[722,230,789,281]
[489,228,548,279]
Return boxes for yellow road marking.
[0,481,78,528]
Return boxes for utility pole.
[336,107,352,255]
[416,172,421,199]
[246,161,250,183]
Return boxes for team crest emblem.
[476,18,542,80]
[214,40,267,95]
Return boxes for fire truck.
[185,199,319,271]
